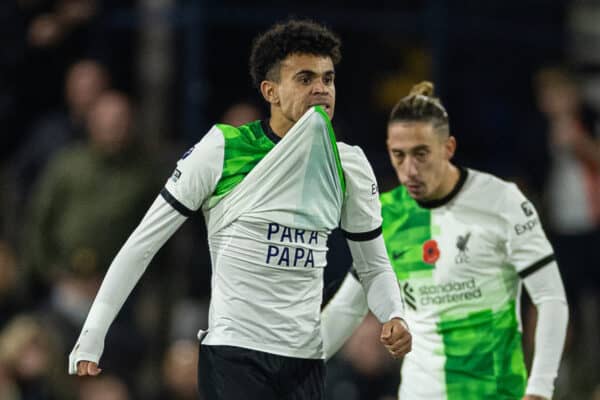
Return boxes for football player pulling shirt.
[68,107,406,372]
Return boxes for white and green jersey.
[381,168,555,399]
[69,107,404,373]
[163,108,386,359]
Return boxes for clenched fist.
[380,318,411,359]
[76,360,102,376]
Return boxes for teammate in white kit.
[68,20,411,400]
[321,82,569,400]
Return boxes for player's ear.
[445,135,456,160]
[260,81,279,105]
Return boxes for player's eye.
[298,75,312,85]
[393,151,405,163]
[415,150,428,161]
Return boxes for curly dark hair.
[249,19,342,88]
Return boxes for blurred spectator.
[0,241,26,328]
[78,374,131,400]
[23,90,160,386]
[155,339,199,400]
[24,0,97,49]
[15,0,136,157]
[16,0,99,133]
[526,66,600,397]
[0,314,72,400]
[325,313,399,400]
[220,101,263,126]
[28,12,64,48]
[65,60,111,126]
[25,90,158,290]
[167,299,208,343]
[534,67,600,236]
[12,59,110,199]
[0,366,20,400]
[55,0,97,32]
[6,59,110,241]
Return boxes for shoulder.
[336,143,378,192]
[380,185,420,220]
[471,169,523,200]
[465,168,511,191]
[338,142,366,162]
[215,120,264,143]
[180,126,226,162]
[380,185,401,206]
[214,121,276,157]
[380,185,411,207]
[463,168,533,222]
[460,168,517,207]
[337,142,372,174]
[337,143,383,231]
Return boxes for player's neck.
[268,112,294,138]
[417,164,465,209]
[433,164,461,200]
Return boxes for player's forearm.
[526,299,568,398]
[347,234,404,323]
[85,196,186,327]
[321,273,368,359]
[523,262,569,398]
[69,195,186,373]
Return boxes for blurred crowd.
[0,1,599,400]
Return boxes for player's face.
[271,53,336,122]
[387,121,455,201]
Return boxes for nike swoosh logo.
[392,249,409,260]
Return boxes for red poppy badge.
[422,239,440,264]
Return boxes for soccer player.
[321,82,569,400]
[68,19,411,400]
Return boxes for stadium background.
[0,0,598,399]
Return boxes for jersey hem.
[201,335,324,360]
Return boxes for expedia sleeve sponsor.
[520,201,534,217]
[514,218,539,235]
[502,183,554,274]
[503,184,546,238]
